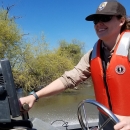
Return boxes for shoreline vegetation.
[0,5,89,92]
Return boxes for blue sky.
[3,0,130,52]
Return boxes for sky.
[2,0,130,52]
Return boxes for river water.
[26,84,99,126]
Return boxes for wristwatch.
[30,91,39,102]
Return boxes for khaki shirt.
[59,40,130,89]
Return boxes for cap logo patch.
[98,2,107,11]
[115,65,126,74]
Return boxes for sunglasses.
[93,15,113,25]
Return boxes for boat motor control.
[0,59,32,129]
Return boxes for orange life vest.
[90,30,130,115]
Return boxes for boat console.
[0,59,32,130]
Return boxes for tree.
[13,37,86,92]
[13,36,75,92]
[56,39,85,65]
[0,9,23,66]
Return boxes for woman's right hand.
[19,95,36,111]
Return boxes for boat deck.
[32,118,98,130]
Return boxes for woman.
[19,1,130,130]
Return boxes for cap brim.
[85,13,120,21]
[85,14,100,21]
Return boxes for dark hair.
[116,15,130,33]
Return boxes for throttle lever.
[21,103,29,120]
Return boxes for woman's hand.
[19,95,36,111]
[114,115,130,130]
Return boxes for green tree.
[56,39,85,65]
[14,39,74,92]
[0,9,22,61]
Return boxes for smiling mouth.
[97,28,108,34]
[98,28,107,32]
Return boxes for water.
[28,84,99,126]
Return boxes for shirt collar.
[101,34,121,53]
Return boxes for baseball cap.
[86,1,126,21]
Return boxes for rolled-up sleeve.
[59,49,92,89]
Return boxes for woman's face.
[94,16,124,42]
